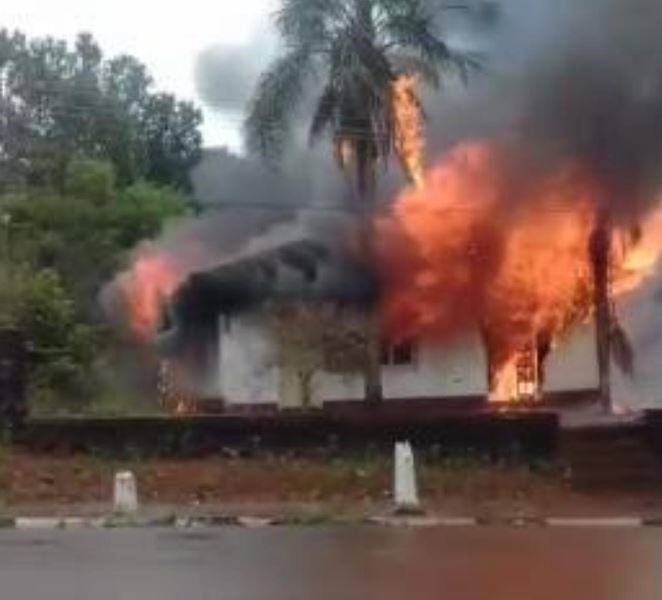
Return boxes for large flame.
[378,141,662,403]
[115,245,182,341]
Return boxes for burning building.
[107,177,662,412]
[377,140,662,404]
[104,0,662,412]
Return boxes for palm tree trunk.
[356,141,383,405]
[361,205,384,405]
[364,306,383,405]
[590,210,611,413]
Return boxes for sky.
[0,0,277,151]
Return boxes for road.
[0,526,660,599]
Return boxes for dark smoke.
[194,12,277,114]
[100,144,354,333]
[98,0,662,407]
[424,0,662,220]
[521,0,662,216]
[173,236,374,326]
[191,0,662,223]
[192,146,348,211]
[195,44,273,114]
[108,0,662,326]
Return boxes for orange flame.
[115,246,182,341]
[391,74,425,189]
[378,140,662,403]
[612,209,662,297]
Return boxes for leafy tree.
[141,93,204,191]
[0,30,203,191]
[268,302,367,408]
[0,265,97,409]
[14,269,95,363]
[245,0,478,402]
[65,159,116,203]
[0,159,187,412]
[2,160,186,318]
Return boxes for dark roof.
[172,238,375,324]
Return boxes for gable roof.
[171,238,375,325]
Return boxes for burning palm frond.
[390,74,425,189]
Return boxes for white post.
[113,471,139,514]
[394,441,421,513]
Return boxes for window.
[381,339,416,366]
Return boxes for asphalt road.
[0,526,660,599]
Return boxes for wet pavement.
[0,526,660,599]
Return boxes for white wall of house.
[214,272,662,408]
[611,268,662,410]
[217,313,279,405]
[216,312,490,406]
[314,333,488,404]
[541,268,662,409]
[214,311,594,407]
[543,323,599,392]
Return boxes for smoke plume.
[106,0,662,328]
[424,0,662,221]
[109,0,662,350]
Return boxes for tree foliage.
[245,0,480,181]
[0,265,97,406]
[2,160,186,318]
[0,29,202,413]
[267,302,367,407]
[0,30,203,191]
[0,160,187,410]
[246,0,483,403]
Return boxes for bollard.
[113,471,139,514]
[394,441,421,514]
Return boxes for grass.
[81,394,166,418]
[72,448,153,483]
[29,388,166,419]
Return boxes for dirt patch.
[1,449,661,518]
[2,451,113,505]
[139,456,391,506]
[0,451,392,508]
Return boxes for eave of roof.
[171,238,376,322]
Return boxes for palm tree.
[590,212,612,411]
[245,0,479,403]
[591,214,637,413]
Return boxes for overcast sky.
[1,0,277,151]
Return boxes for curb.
[1,514,659,530]
[544,517,643,528]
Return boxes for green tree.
[0,265,97,410]
[0,160,187,413]
[141,93,203,191]
[3,160,186,318]
[0,30,203,191]
[245,0,478,402]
